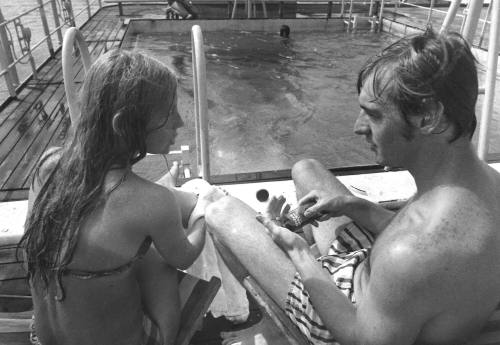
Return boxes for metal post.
[347,0,353,31]
[439,0,461,34]
[461,0,484,43]
[231,0,238,18]
[37,0,55,56]
[63,0,76,26]
[340,0,345,17]
[191,25,210,182]
[327,1,332,19]
[378,0,385,33]
[478,0,500,160]
[426,0,435,26]
[247,0,252,18]
[85,0,91,19]
[50,0,63,45]
[368,0,374,17]
[478,2,493,48]
[261,0,267,18]
[0,9,19,96]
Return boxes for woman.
[20,49,215,345]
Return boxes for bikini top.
[54,236,152,301]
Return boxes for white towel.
[177,178,250,323]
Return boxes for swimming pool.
[123,19,394,176]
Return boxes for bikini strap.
[55,237,152,300]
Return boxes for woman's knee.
[205,196,235,229]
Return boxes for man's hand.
[298,190,350,221]
[256,214,309,255]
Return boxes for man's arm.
[260,217,434,345]
[300,192,396,235]
[289,245,430,345]
[342,195,396,235]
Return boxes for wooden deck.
[0,1,310,203]
[0,6,131,202]
[0,5,203,202]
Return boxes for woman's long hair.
[20,50,178,291]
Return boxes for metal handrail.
[440,0,461,33]
[73,0,98,20]
[478,1,493,47]
[477,0,499,160]
[401,1,460,17]
[0,0,53,28]
[191,25,210,182]
[0,0,102,100]
[62,27,92,127]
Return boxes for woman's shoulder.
[35,147,63,185]
[121,174,180,213]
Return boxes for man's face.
[354,74,416,167]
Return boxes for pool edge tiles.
[123,18,347,42]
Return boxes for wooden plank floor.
[0,6,129,201]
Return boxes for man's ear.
[419,101,448,135]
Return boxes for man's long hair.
[20,50,177,291]
[357,28,478,141]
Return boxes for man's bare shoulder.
[404,184,497,246]
[373,182,499,290]
[367,180,500,342]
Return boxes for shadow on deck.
[0,6,131,201]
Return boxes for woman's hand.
[256,214,309,255]
[197,185,227,207]
[298,190,350,222]
[188,185,227,229]
[264,195,290,227]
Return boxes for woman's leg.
[291,159,355,256]
[136,247,180,344]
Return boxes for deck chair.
[213,238,309,345]
[0,238,221,345]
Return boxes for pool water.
[131,30,394,175]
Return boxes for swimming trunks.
[285,222,374,345]
[30,312,163,345]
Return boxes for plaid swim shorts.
[285,222,375,345]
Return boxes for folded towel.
[179,178,250,323]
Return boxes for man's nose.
[353,113,369,135]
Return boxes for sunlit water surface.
[131,30,394,175]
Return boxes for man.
[205,29,500,344]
